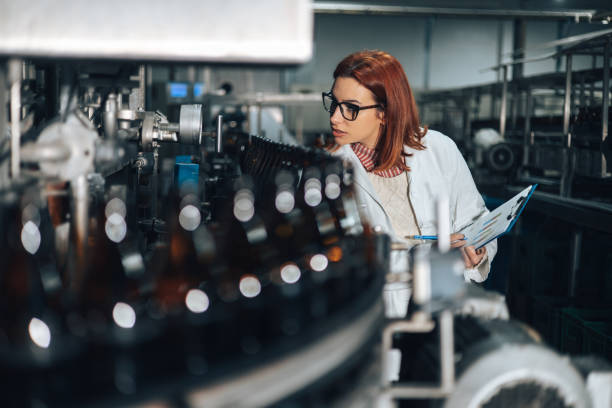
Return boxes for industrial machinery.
[0,53,390,406]
[0,2,388,406]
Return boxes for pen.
[406,235,468,244]
[407,235,437,240]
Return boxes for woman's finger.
[450,233,466,248]
[459,247,472,268]
[464,246,483,266]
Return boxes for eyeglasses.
[322,91,383,121]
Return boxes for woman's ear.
[377,109,385,124]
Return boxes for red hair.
[333,50,426,172]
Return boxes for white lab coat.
[332,129,498,317]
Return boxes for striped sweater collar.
[350,143,404,178]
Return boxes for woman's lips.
[332,128,346,137]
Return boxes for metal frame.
[313,2,597,20]
[379,310,455,406]
[419,29,612,186]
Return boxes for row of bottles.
[0,136,385,406]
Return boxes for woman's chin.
[334,137,349,146]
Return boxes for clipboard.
[461,184,537,249]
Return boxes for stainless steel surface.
[117,109,145,121]
[178,104,203,145]
[9,59,21,179]
[216,115,223,154]
[186,299,383,408]
[36,113,96,181]
[20,141,71,163]
[313,2,597,20]
[0,0,313,64]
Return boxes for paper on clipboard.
[461,184,537,249]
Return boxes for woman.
[324,50,497,292]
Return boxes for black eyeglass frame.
[322,91,383,121]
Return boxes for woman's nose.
[330,107,343,124]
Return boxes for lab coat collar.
[335,143,426,217]
[336,145,386,211]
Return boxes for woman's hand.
[450,233,487,268]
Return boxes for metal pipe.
[512,19,526,80]
[70,174,89,291]
[561,54,574,197]
[424,17,433,90]
[138,64,145,110]
[146,65,153,110]
[152,148,159,219]
[568,230,582,299]
[0,62,7,186]
[412,246,432,307]
[160,122,180,133]
[9,58,21,179]
[103,93,118,140]
[216,114,223,153]
[563,54,573,142]
[439,310,455,390]
[312,2,596,20]
[579,76,586,108]
[590,55,596,106]
[602,37,610,177]
[496,22,504,82]
[295,107,304,145]
[257,103,263,137]
[523,89,532,167]
[499,65,508,138]
[462,93,472,152]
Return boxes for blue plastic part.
[169,82,188,98]
[174,156,199,191]
[194,82,205,98]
